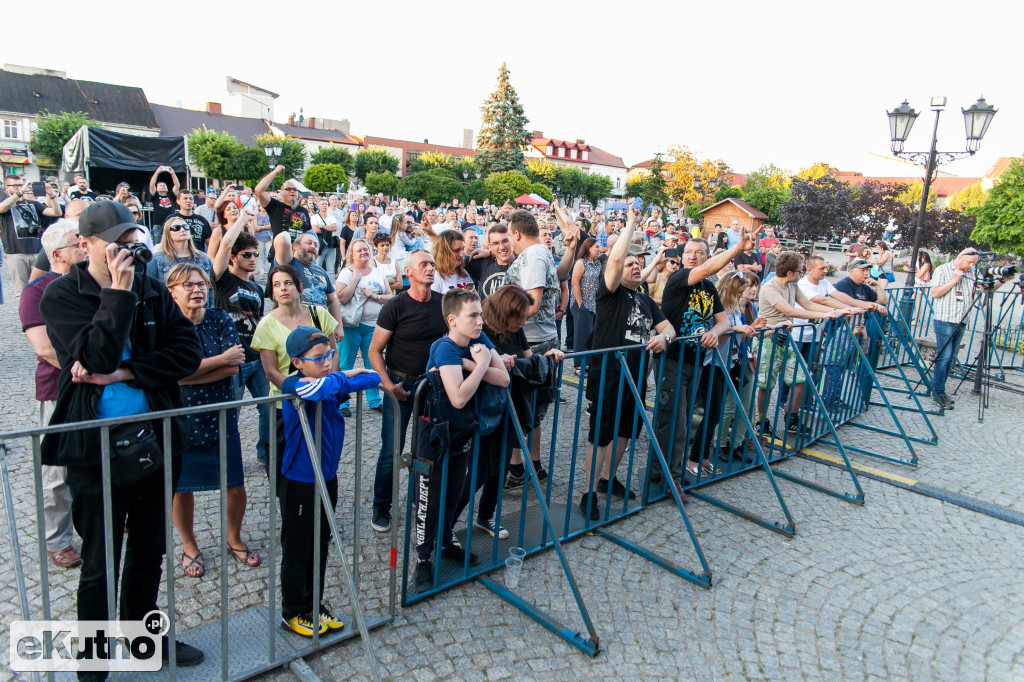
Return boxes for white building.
[523,132,628,197]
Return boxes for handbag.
[109,421,163,486]
[339,269,367,327]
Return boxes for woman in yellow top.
[251,263,340,470]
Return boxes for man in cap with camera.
[39,201,205,674]
[1,174,63,295]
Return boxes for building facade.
[524,132,627,197]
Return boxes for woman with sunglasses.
[148,214,214,284]
[252,263,340,465]
[165,263,257,577]
[644,247,681,306]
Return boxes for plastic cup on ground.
[509,547,526,561]
[505,557,523,589]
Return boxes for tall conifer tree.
[476,63,531,174]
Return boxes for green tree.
[188,127,245,181]
[309,145,354,174]
[30,110,102,166]
[461,178,488,205]
[364,170,400,197]
[625,175,650,201]
[483,170,532,205]
[712,184,743,203]
[254,133,306,180]
[583,174,614,207]
[972,157,1024,255]
[229,147,274,187]
[354,147,400,182]
[553,166,588,206]
[400,168,463,206]
[640,154,671,213]
[475,63,531,174]
[303,163,349,193]
[452,158,482,182]
[528,183,553,203]
[741,164,793,225]
[947,182,988,214]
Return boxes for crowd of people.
[3,160,978,674]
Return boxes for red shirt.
[19,272,61,402]
[758,236,779,264]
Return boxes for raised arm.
[148,166,163,195]
[256,166,285,208]
[169,168,181,194]
[687,224,752,285]
[273,231,293,266]
[212,210,254,278]
[603,206,638,292]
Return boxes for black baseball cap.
[78,201,140,242]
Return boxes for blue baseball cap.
[286,326,330,359]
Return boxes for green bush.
[304,164,349,194]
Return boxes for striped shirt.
[930,262,974,324]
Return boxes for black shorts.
[586,369,646,447]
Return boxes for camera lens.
[120,242,153,264]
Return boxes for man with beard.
[273,230,342,326]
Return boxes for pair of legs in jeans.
[237,359,270,461]
[340,323,382,410]
[932,320,966,399]
[372,372,416,516]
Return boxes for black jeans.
[373,372,417,511]
[66,461,179,624]
[414,422,472,563]
[277,475,339,620]
[689,364,726,465]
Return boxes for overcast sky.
[4,0,1019,179]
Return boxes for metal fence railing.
[0,389,400,681]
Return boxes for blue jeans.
[932,320,965,398]
[373,371,416,510]
[339,323,381,408]
[236,359,271,461]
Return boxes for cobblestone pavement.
[1,265,1022,681]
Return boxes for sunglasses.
[296,349,336,366]
[668,260,681,266]
[168,224,187,232]
[236,251,257,259]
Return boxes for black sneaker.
[757,418,772,437]
[504,471,525,492]
[161,636,204,667]
[341,407,352,418]
[786,416,811,436]
[442,543,481,566]
[533,465,548,484]
[595,477,636,499]
[578,492,600,521]
[370,507,391,533]
[414,560,434,591]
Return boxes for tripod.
[951,277,1024,422]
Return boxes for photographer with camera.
[1,175,62,296]
[38,201,205,673]
[929,248,1014,410]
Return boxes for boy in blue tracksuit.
[279,325,380,637]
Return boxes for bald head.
[65,199,88,221]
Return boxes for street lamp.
[263,143,283,190]
[886,96,997,285]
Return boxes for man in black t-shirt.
[580,209,675,522]
[655,230,749,489]
[148,165,180,231]
[0,176,62,295]
[170,190,212,251]
[733,246,760,274]
[67,174,97,202]
[211,223,270,463]
[255,165,310,240]
[367,249,449,533]
[466,222,515,298]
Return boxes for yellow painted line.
[799,446,919,486]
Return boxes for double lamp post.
[886,96,997,285]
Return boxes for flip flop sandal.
[701,460,722,477]
[182,551,205,578]
[229,544,262,567]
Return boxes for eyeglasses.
[53,236,81,251]
[296,349,336,366]
[168,224,187,232]
[236,251,258,259]
[172,281,209,291]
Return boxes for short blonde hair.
[165,263,210,289]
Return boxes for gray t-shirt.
[505,242,558,343]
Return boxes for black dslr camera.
[118,242,153,264]
[977,264,1016,281]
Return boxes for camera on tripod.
[977,264,1016,281]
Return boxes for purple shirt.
[19,272,61,402]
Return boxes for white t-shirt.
[431,270,474,294]
[795,276,835,343]
[379,212,395,233]
[336,263,389,326]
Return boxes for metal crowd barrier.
[394,316,937,657]
[0,389,401,681]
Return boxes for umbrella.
[528,193,550,205]
[515,193,546,205]
[605,201,628,210]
